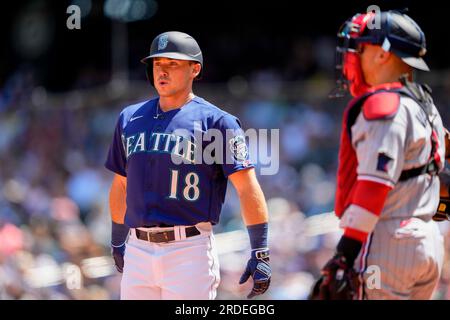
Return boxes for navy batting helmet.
[141,31,203,85]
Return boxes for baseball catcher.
[310,9,445,300]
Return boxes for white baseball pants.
[120,222,220,300]
[356,217,444,300]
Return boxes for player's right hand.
[239,248,271,298]
[309,253,359,300]
[111,244,126,273]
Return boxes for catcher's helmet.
[349,10,428,70]
[141,31,203,85]
[331,10,429,98]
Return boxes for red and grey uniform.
[335,82,445,299]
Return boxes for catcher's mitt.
[309,253,360,300]
[433,197,450,222]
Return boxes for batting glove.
[111,243,125,273]
[239,248,271,298]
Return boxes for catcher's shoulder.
[362,91,400,121]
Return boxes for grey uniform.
[351,95,445,299]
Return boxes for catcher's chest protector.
[334,81,440,218]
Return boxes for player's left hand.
[239,248,271,298]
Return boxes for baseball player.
[311,10,445,300]
[105,31,271,300]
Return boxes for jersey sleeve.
[215,114,254,177]
[352,112,407,187]
[105,114,127,177]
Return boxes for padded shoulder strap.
[362,92,400,120]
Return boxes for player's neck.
[367,66,413,87]
[159,92,195,112]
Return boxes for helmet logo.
[419,48,427,57]
[158,35,169,50]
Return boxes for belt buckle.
[148,230,171,243]
[143,229,157,242]
[147,230,158,242]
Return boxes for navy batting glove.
[111,244,125,273]
[239,248,271,298]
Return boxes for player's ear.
[376,47,391,65]
[192,62,201,78]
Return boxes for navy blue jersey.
[105,96,254,228]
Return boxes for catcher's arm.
[310,180,391,300]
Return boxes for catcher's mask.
[141,31,203,86]
[330,10,429,98]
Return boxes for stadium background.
[1,0,449,299]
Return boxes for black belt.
[135,226,200,243]
[399,160,438,181]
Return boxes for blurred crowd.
[1,60,450,300]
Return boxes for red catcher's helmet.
[330,10,429,98]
